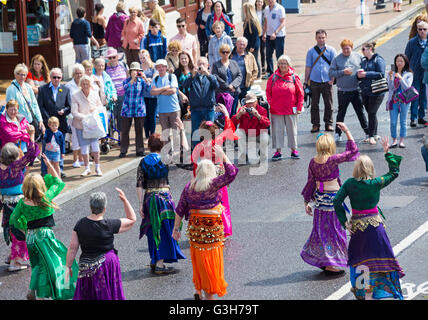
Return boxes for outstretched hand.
[380,136,390,153]
[115,187,127,202]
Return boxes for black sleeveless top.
[92,21,105,39]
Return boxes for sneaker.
[334,133,342,142]
[410,120,417,127]
[8,264,28,272]
[81,168,91,177]
[418,118,428,125]
[72,161,81,168]
[291,150,300,159]
[95,167,103,176]
[272,151,283,161]
[368,137,376,145]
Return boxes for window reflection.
[0,0,17,53]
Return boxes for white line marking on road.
[325,220,428,300]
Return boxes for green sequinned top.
[333,152,402,229]
[10,174,65,231]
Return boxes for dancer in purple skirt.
[66,188,137,300]
[301,122,359,275]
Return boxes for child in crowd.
[208,21,233,69]
[43,116,65,177]
[141,18,167,64]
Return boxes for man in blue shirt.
[150,59,182,163]
[304,29,337,133]
[70,7,98,63]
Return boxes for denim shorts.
[45,150,61,162]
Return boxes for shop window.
[26,0,50,46]
[57,0,86,37]
[0,0,17,53]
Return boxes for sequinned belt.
[145,187,170,193]
[313,191,336,212]
[187,205,224,251]
[1,194,23,204]
[350,212,384,233]
[78,254,106,278]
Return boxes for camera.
[246,107,252,113]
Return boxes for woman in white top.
[386,53,413,148]
[71,75,104,177]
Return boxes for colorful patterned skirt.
[1,195,29,264]
[73,249,125,300]
[300,191,348,269]
[140,189,185,265]
[26,227,78,300]
[348,210,405,300]
[187,204,228,297]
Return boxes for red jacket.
[231,104,270,136]
[266,67,304,115]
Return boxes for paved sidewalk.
[0,0,425,205]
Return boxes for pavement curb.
[353,2,425,49]
[55,157,142,206]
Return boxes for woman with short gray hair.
[66,188,136,300]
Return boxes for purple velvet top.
[0,141,40,193]
[175,163,239,220]
[301,140,359,203]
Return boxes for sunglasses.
[418,28,428,31]
[52,76,62,79]
[108,56,117,59]
[177,25,186,28]
[221,51,230,54]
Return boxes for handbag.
[398,86,419,104]
[82,113,106,140]
[12,82,43,142]
[371,77,389,94]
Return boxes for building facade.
[0,0,244,80]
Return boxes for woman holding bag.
[357,42,386,145]
[71,75,104,177]
[266,55,304,160]
[387,54,414,149]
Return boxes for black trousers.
[335,90,369,136]
[361,94,384,138]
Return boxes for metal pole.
[361,0,364,27]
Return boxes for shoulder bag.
[12,82,43,142]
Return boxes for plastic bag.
[82,113,106,140]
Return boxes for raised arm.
[117,188,137,233]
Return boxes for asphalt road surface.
[1,25,427,301]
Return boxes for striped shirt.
[106,63,128,96]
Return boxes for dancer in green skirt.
[10,153,78,300]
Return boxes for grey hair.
[89,192,107,214]
[236,37,248,44]
[0,143,20,166]
[50,68,62,77]
[79,74,93,87]
[94,58,106,66]
[72,64,85,76]
[277,54,292,66]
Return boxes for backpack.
[154,73,183,108]
[141,153,168,180]
[271,73,296,86]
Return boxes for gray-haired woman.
[66,188,136,300]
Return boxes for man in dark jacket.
[70,7,98,63]
[182,57,219,149]
[37,68,71,177]
[405,21,428,127]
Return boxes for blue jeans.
[389,102,410,139]
[144,97,158,138]
[266,36,285,75]
[410,79,426,121]
[191,108,215,149]
[74,44,90,64]
[421,145,428,172]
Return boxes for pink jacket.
[121,18,145,50]
[266,67,304,115]
[0,114,30,147]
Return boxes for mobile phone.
[390,64,396,72]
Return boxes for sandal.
[154,265,175,275]
[390,143,398,148]
[194,293,202,300]
[399,143,405,148]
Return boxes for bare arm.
[116,188,137,233]
[66,231,80,278]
